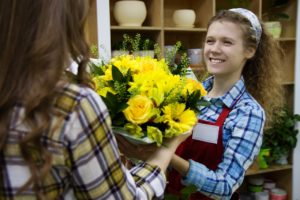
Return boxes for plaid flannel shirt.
[1,84,166,199]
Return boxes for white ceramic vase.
[275,153,288,165]
[187,48,203,65]
[173,9,196,28]
[111,50,129,58]
[138,50,155,58]
[113,0,147,26]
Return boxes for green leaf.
[112,113,127,126]
[186,90,200,109]
[181,185,198,200]
[107,80,115,88]
[101,92,119,118]
[186,90,210,113]
[112,65,124,82]
[117,103,128,113]
[101,91,129,123]
[125,69,132,83]
[163,194,180,200]
[262,105,300,163]
[89,62,104,76]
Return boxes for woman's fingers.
[115,135,158,160]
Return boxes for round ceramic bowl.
[113,0,147,26]
[172,9,196,28]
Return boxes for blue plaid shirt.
[182,76,265,199]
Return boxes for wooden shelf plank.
[111,26,162,31]
[277,37,296,41]
[246,164,292,176]
[282,81,295,85]
[164,27,207,32]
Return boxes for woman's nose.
[210,42,221,53]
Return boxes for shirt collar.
[202,76,246,108]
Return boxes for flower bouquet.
[90,55,208,146]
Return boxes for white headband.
[229,8,262,44]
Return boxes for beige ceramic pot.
[172,9,196,28]
[113,0,147,26]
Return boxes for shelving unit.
[246,164,293,176]
[87,0,298,198]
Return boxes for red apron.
[166,105,238,200]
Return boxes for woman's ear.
[245,47,256,59]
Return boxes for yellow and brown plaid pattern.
[1,84,166,199]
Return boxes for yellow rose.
[123,95,154,124]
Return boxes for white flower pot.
[187,48,203,65]
[139,50,155,58]
[111,50,129,57]
[113,0,147,27]
[173,9,196,28]
[275,153,288,165]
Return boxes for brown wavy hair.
[0,0,92,198]
[207,10,284,126]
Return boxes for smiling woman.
[166,8,284,200]
[204,20,255,81]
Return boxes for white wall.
[96,0,111,62]
[292,1,300,199]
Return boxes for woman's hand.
[115,129,193,172]
[116,129,192,160]
[165,129,193,148]
[115,135,158,161]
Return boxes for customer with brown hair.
[0,0,191,199]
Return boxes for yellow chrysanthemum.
[147,126,163,146]
[92,76,114,97]
[182,78,207,97]
[133,56,170,74]
[97,87,116,97]
[162,103,197,137]
[103,65,113,81]
[92,76,102,90]
[124,123,143,138]
[128,69,181,99]
[111,55,139,75]
[147,85,165,106]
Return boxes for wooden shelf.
[282,81,295,86]
[246,164,292,176]
[111,26,162,31]
[278,37,296,41]
[163,27,207,32]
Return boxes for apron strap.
[215,106,231,126]
[215,90,245,126]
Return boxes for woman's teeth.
[210,58,224,64]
